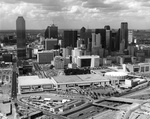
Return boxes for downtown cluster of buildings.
[35,22,131,68]
[12,16,149,95]
[0,15,147,119]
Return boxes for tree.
[50,65,54,69]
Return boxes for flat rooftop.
[78,55,100,58]
[52,75,81,84]
[53,74,111,84]
[18,75,54,86]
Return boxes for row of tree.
[64,68,91,75]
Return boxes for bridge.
[92,102,120,110]
[105,97,143,104]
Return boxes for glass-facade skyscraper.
[63,30,78,48]
[16,16,26,59]
[45,24,58,39]
[120,22,128,49]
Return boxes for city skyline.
[0,0,150,30]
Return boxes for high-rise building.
[128,30,133,44]
[85,29,92,50]
[104,25,110,30]
[92,33,101,48]
[63,30,78,48]
[116,29,121,51]
[45,24,58,39]
[120,22,128,49]
[106,30,111,50]
[95,29,106,49]
[16,16,26,59]
[80,27,86,40]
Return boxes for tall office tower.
[92,33,96,48]
[119,39,125,53]
[116,29,121,51]
[96,33,101,47]
[110,29,120,52]
[87,38,92,52]
[45,24,58,39]
[16,16,26,59]
[63,30,78,48]
[104,25,110,30]
[95,29,106,49]
[128,30,133,44]
[92,33,101,48]
[92,33,102,55]
[120,22,128,49]
[106,30,111,50]
[80,27,86,40]
[111,31,117,51]
[85,29,92,50]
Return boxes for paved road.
[11,63,17,99]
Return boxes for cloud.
[0,0,150,29]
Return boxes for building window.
[145,66,149,72]
[134,67,139,72]
[141,67,144,72]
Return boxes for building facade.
[37,51,54,64]
[120,22,128,49]
[95,29,106,49]
[45,24,58,39]
[16,16,26,59]
[63,30,78,48]
[45,38,58,50]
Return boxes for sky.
[0,0,150,30]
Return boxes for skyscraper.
[63,30,78,48]
[92,33,101,48]
[45,24,58,39]
[128,30,133,44]
[95,29,106,49]
[16,16,26,59]
[80,27,86,40]
[110,29,120,51]
[85,29,92,50]
[104,25,110,30]
[120,22,128,49]
[106,30,111,50]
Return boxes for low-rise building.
[45,38,57,50]
[76,55,100,68]
[51,74,119,90]
[68,63,77,69]
[52,56,64,69]
[37,50,54,64]
[126,63,150,73]
[117,55,136,64]
[18,75,54,94]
